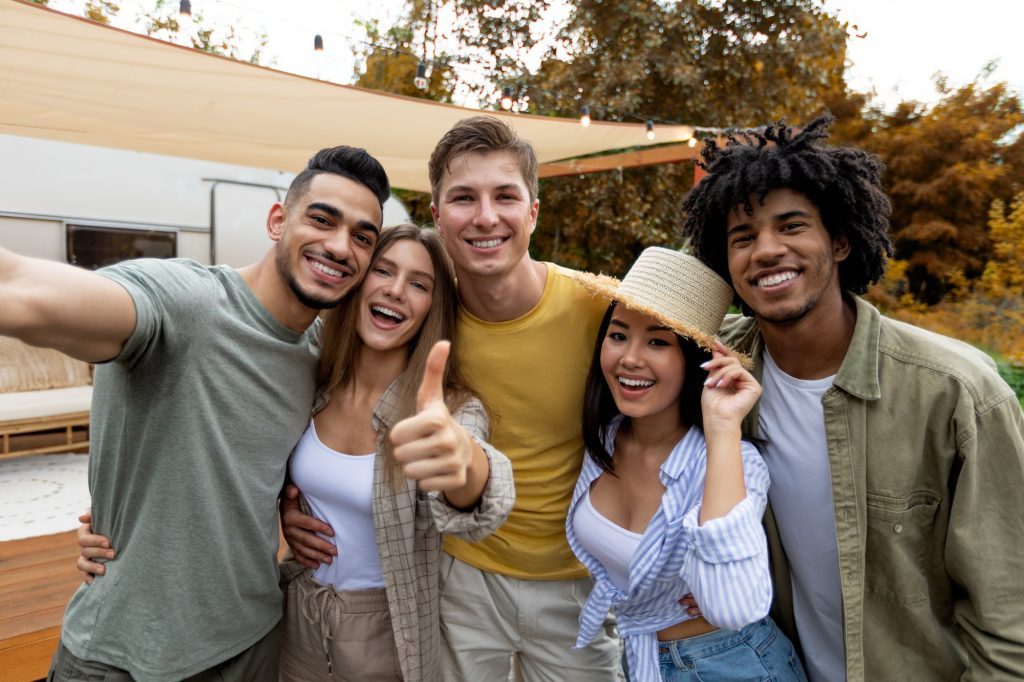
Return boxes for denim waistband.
[657,618,775,661]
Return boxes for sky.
[40,0,1024,113]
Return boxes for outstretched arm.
[0,246,136,362]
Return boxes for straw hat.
[574,247,749,366]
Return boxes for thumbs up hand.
[391,341,479,496]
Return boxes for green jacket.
[720,295,1024,681]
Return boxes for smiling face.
[430,149,539,281]
[599,306,686,422]
[725,188,849,326]
[270,173,383,310]
[356,239,436,353]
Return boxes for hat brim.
[573,271,753,370]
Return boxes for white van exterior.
[0,134,410,269]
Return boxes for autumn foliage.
[870,192,1024,366]
[355,1,1023,394]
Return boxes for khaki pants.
[439,553,621,682]
[47,621,282,682]
[279,572,401,682]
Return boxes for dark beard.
[276,247,347,310]
[754,257,837,325]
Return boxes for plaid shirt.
[295,379,515,681]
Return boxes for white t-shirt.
[288,420,385,590]
[759,350,846,682]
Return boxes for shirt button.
[893,523,903,533]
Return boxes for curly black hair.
[680,115,893,306]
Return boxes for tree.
[875,192,1024,363]
[853,79,1024,304]
[523,0,850,275]
[84,0,119,24]
[353,21,454,102]
[141,0,268,63]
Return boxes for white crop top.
[288,420,385,590]
[571,488,643,592]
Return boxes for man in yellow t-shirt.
[282,117,621,680]
[425,116,619,680]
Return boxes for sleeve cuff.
[682,495,767,563]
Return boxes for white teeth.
[311,260,344,277]
[757,271,797,288]
[470,238,504,249]
[618,377,654,388]
[371,305,405,322]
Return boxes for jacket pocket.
[864,491,940,605]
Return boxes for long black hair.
[681,115,893,313]
[581,303,711,475]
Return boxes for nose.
[322,226,354,264]
[750,229,786,263]
[383,274,405,300]
[473,196,499,229]
[621,339,644,368]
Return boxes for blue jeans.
[656,617,807,681]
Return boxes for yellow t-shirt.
[444,263,608,579]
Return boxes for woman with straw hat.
[566,247,806,681]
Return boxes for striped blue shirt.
[567,417,772,681]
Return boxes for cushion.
[0,385,93,422]
[0,337,92,393]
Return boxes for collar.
[831,296,882,401]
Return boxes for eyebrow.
[444,183,524,197]
[726,209,813,236]
[377,256,434,282]
[609,318,672,332]
[775,210,813,222]
[307,202,380,236]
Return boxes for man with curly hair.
[681,115,1024,681]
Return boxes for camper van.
[0,134,411,269]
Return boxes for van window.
[66,225,176,270]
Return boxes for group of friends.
[1,114,1022,682]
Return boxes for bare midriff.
[657,616,718,642]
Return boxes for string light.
[177,0,194,47]
[313,34,324,79]
[413,62,428,90]
[183,2,714,138]
[579,104,591,127]
[130,0,730,142]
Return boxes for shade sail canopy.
[0,0,697,192]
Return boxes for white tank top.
[571,488,642,592]
[288,420,385,590]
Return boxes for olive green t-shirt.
[61,259,318,681]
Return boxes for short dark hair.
[581,303,710,475]
[680,115,894,306]
[285,146,390,209]
[428,116,538,203]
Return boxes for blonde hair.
[317,224,477,475]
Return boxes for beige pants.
[279,572,401,682]
[439,553,621,682]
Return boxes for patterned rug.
[0,453,89,542]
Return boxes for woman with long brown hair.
[78,224,514,681]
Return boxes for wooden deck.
[0,530,79,682]
[0,529,291,681]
